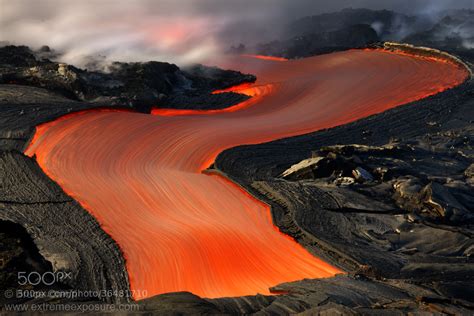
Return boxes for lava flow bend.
[25,50,468,299]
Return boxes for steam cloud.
[1,0,472,67]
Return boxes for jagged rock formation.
[280,137,473,223]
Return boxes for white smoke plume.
[1,0,472,67]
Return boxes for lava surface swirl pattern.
[25,50,468,299]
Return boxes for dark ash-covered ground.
[1,40,473,314]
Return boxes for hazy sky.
[1,0,472,65]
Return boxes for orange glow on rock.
[211,82,256,95]
[152,83,274,116]
[242,54,289,62]
[361,47,468,69]
[25,50,468,300]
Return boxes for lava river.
[25,50,468,299]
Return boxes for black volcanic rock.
[0,45,255,113]
[182,64,255,91]
[161,64,255,110]
[0,45,39,67]
[0,45,180,109]
[164,91,250,111]
[255,24,379,59]
[280,131,474,225]
[0,220,57,301]
[282,131,474,223]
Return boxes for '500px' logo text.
[18,272,72,286]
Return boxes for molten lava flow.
[25,50,468,300]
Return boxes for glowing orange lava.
[25,50,468,300]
